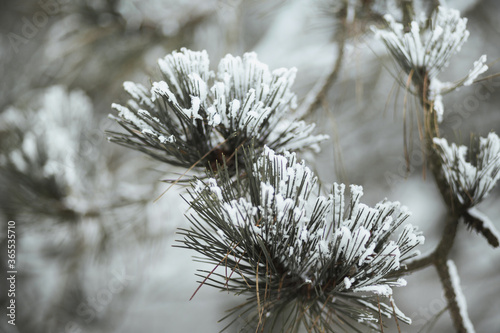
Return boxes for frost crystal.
[180,147,424,331]
[109,48,328,170]
[433,133,500,206]
[373,6,488,122]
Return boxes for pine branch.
[375,6,497,331]
[296,17,346,119]
[177,146,424,331]
[434,260,475,333]
[108,49,329,176]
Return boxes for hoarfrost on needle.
[109,48,328,170]
[433,133,500,206]
[182,147,425,328]
[373,6,488,122]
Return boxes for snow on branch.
[433,133,500,247]
[433,133,500,207]
[179,147,424,331]
[447,260,476,333]
[463,207,500,248]
[108,48,328,171]
[373,6,488,122]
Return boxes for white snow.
[428,79,456,122]
[5,86,94,191]
[21,132,37,161]
[188,73,208,102]
[9,150,27,172]
[467,207,500,243]
[260,182,275,209]
[463,55,488,86]
[374,6,488,122]
[433,134,500,204]
[117,48,328,156]
[151,81,178,104]
[343,276,353,289]
[354,284,393,296]
[124,81,154,108]
[112,103,154,132]
[182,96,203,123]
[185,146,424,328]
[158,135,175,144]
[447,260,476,333]
[299,227,309,242]
[193,179,205,194]
[207,178,223,201]
[141,128,155,135]
[222,198,257,228]
[333,183,346,223]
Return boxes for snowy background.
[1,0,499,332]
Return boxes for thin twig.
[255,258,263,332]
[296,30,346,120]
[390,297,402,333]
[154,134,239,202]
[377,295,385,333]
[471,71,500,84]
[189,241,240,301]
[403,69,415,171]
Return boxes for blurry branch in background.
[0,0,219,112]
[0,86,151,333]
[296,29,345,119]
[297,0,371,120]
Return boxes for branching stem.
[396,63,474,331]
[402,213,459,273]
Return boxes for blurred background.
[0,0,499,332]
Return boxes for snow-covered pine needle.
[433,133,500,207]
[433,133,500,247]
[373,6,488,122]
[108,48,328,174]
[177,146,424,332]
